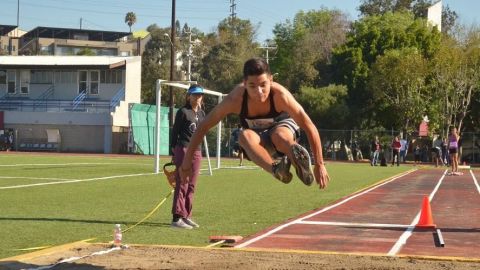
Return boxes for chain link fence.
[205,128,480,165]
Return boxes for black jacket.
[171,104,205,150]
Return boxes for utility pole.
[16,0,19,37]
[169,0,176,129]
[79,18,83,29]
[258,45,277,64]
[229,0,236,20]
[185,29,193,81]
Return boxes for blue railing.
[32,85,55,110]
[110,87,125,111]
[0,98,112,113]
[72,90,87,110]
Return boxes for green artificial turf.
[0,153,409,259]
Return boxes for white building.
[0,55,141,153]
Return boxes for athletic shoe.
[171,219,193,229]
[291,144,315,186]
[182,218,200,228]
[272,155,293,184]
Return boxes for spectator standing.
[414,144,421,164]
[230,124,244,166]
[399,137,408,163]
[442,138,449,165]
[432,136,444,167]
[170,84,206,229]
[448,126,461,175]
[391,136,401,166]
[370,136,380,166]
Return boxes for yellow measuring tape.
[12,189,174,251]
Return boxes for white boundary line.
[26,246,121,270]
[235,169,416,248]
[470,170,480,194]
[387,169,448,256]
[0,173,155,190]
[0,176,75,181]
[297,220,412,229]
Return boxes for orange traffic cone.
[416,196,436,229]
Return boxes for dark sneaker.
[171,219,193,229]
[272,156,293,184]
[182,218,199,228]
[291,144,315,186]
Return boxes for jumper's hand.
[314,164,329,189]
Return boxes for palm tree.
[125,12,137,33]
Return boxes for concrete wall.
[112,56,141,127]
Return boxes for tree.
[125,12,137,33]
[331,12,441,128]
[295,84,349,129]
[430,31,480,135]
[140,24,172,104]
[368,48,430,133]
[271,8,349,92]
[198,17,259,92]
[359,0,458,33]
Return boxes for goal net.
[153,80,226,175]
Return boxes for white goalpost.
[153,79,226,174]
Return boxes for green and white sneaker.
[272,156,293,184]
[291,144,315,186]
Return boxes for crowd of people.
[366,127,462,175]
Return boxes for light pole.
[185,29,192,81]
[169,0,176,130]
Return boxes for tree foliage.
[359,0,458,33]
[198,18,259,92]
[270,9,349,92]
[331,12,441,128]
[430,32,480,135]
[368,48,429,133]
[295,84,349,129]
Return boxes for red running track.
[235,169,480,260]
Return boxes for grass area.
[0,153,410,259]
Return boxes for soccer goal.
[153,79,226,175]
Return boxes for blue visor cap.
[188,86,204,95]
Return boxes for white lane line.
[0,176,76,181]
[0,173,155,190]
[235,169,416,248]
[387,169,448,256]
[470,170,480,194]
[297,220,411,229]
[0,162,150,167]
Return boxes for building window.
[55,71,76,83]
[90,70,99,95]
[7,70,16,94]
[0,70,6,84]
[20,70,30,94]
[100,70,123,84]
[31,70,53,84]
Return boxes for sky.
[1,0,479,42]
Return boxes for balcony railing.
[0,98,112,113]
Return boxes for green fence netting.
[130,104,171,155]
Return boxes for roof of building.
[132,30,150,39]
[0,25,17,36]
[0,56,139,69]
[22,26,131,42]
